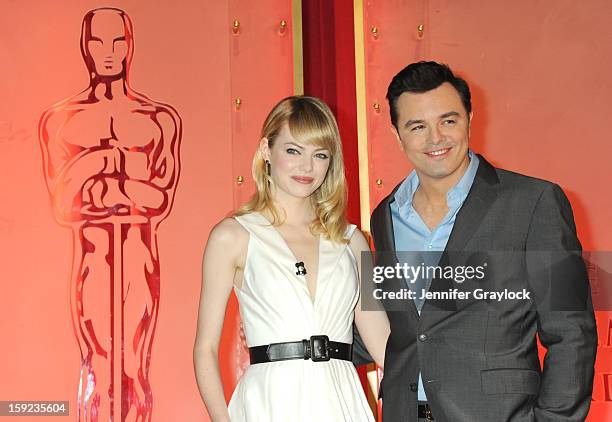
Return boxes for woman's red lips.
[291,176,314,184]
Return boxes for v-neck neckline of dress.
[254,211,322,305]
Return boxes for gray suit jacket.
[354,155,597,422]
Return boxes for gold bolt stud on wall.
[232,19,240,35]
[373,102,380,113]
[279,20,287,35]
[234,97,242,110]
[371,26,379,38]
[417,24,424,38]
[375,178,383,187]
[237,175,244,185]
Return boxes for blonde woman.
[194,96,389,421]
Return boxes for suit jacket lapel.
[379,196,397,252]
[421,155,500,325]
[444,155,499,252]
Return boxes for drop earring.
[265,160,271,176]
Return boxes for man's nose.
[429,125,444,145]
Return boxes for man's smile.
[424,147,451,158]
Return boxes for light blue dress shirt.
[390,150,479,401]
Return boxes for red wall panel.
[302,0,361,228]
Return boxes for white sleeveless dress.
[228,212,375,422]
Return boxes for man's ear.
[391,125,404,152]
[468,111,474,137]
[259,137,271,161]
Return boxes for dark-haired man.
[354,61,597,421]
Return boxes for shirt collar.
[394,150,479,209]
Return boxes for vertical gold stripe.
[292,0,304,95]
[354,0,371,232]
[355,6,380,416]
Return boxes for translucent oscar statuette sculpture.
[38,7,182,421]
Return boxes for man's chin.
[417,165,454,180]
[417,157,470,181]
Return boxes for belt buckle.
[424,404,434,421]
[309,335,330,362]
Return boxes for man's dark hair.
[386,61,471,129]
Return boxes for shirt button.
[410,383,418,392]
[418,333,428,342]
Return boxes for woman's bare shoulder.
[348,227,370,250]
[207,217,249,251]
[347,228,371,265]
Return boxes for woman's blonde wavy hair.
[235,96,348,243]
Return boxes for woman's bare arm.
[350,229,390,369]
[194,218,248,421]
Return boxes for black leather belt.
[418,403,434,420]
[249,335,352,364]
